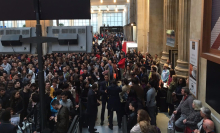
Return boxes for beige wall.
[190,0,220,131]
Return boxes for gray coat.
[176,94,194,117]
[185,110,203,130]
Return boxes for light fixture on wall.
[127,0,129,3]
[107,8,109,11]
[113,0,116,3]
[124,8,126,12]
[91,8,94,13]
[100,0,103,3]
[99,8,101,12]
[115,8,118,12]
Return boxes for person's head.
[151,66,157,72]
[51,99,61,110]
[111,80,117,85]
[123,78,129,86]
[1,108,11,122]
[108,60,112,65]
[3,59,7,65]
[137,109,151,123]
[30,83,37,92]
[132,77,139,85]
[92,84,98,91]
[104,74,109,81]
[14,81,21,88]
[32,93,40,103]
[0,87,6,96]
[11,90,20,99]
[61,91,68,102]
[54,89,63,99]
[200,107,211,119]
[192,100,202,110]
[52,81,57,88]
[181,87,190,96]
[129,101,137,112]
[62,83,69,91]
[163,63,168,69]
[203,119,215,132]
[155,54,158,59]
[63,67,67,73]
[172,75,177,83]
[23,81,31,90]
[45,82,50,89]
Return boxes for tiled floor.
[82,104,185,133]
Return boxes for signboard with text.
[189,40,199,98]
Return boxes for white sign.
[189,40,199,97]
[11,114,20,125]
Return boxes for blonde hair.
[193,100,202,110]
[172,75,177,83]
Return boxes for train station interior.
[0,0,220,133]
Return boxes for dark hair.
[169,69,176,78]
[62,83,69,90]
[53,89,63,97]
[130,101,138,111]
[182,87,190,95]
[152,66,157,72]
[123,78,129,85]
[1,108,11,122]
[23,81,31,87]
[51,99,60,106]
[132,77,139,85]
[92,84,98,90]
[61,91,68,96]
[141,77,148,84]
[178,78,186,87]
[111,80,117,85]
[32,93,40,103]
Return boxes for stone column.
[161,0,179,67]
[25,20,53,55]
[175,0,191,78]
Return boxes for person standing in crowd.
[118,54,126,80]
[161,63,170,83]
[166,75,177,115]
[107,80,122,130]
[100,74,110,125]
[105,60,115,80]
[87,84,100,133]
[146,80,157,125]
[10,90,24,115]
[127,101,138,132]
[173,87,194,130]
[0,108,17,133]
[51,99,70,133]
[1,59,11,75]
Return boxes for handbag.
[167,114,175,133]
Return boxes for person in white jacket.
[1,59,11,75]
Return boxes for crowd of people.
[0,32,216,133]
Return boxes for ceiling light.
[114,0,116,3]
[127,0,129,3]
[100,0,103,3]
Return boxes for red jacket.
[118,58,126,69]
[96,54,100,59]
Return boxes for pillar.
[25,20,53,55]
[137,0,149,54]
[175,0,191,78]
[161,0,179,67]
[148,0,164,56]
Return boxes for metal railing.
[122,115,127,133]
[67,115,80,133]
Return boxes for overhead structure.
[47,26,93,53]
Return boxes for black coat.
[56,106,70,133]
[100,81,110,101]
[87,89,99,115]
[107,84,122,111]
[0,93,10,109]
[0,121,17,133]
[27,103,41,132]
[98,67,105,81]
[127,111,137,132]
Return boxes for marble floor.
[82,105,184,133]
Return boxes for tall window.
[4,21,13,27]
[91,14,98,33]
[102,12,123,26]
[0,21,3,26]
[17,21,25,27]
[53,20,70,26]
[74,20,89,26]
